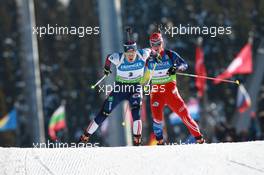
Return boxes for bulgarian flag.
[48,105,66,141]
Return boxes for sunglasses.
[124,44,137,52]
[125,49,136,53]
[150,41,162,47]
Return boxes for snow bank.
[1,141,264,175]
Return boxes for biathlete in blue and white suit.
[80,41,151,145]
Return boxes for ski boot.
[79,130,91,143]
[157,139,165,145]
[195,135,205,144]
[133,135,142,146]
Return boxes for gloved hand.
[167,64,187,75]
[104,67,112,76]
[167,65,177,75]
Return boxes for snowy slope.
[0,141,264,175]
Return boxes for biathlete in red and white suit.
[147,32,205,144]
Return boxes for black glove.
[167,65,177,75]
[104,67,112,76]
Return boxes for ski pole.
[175,72,240,85]
[146,63,157,86]
[91,75,107,89]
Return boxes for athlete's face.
[150,41,163,53]
[125,50,137,62]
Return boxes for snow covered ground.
[0,141,264,175]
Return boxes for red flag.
[195,45,207,97]
[236,84,251,113]
[214,43,253,84]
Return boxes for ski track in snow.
[0,141,264,175]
